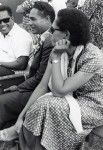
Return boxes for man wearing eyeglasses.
[0,5,32,76]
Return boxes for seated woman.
[1,8,103,150]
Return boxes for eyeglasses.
[49,26,62,34]
[0,18,10,24]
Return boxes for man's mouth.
[1,27,7,30]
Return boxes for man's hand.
[4,85,18,93]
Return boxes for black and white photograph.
[0,0,103,149]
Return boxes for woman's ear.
[46,15,51,23]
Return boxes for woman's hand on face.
[55,39,70,51]
[51,39,70,60]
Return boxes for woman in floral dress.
[0,8,103,150]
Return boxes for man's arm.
[0,56,29,70]
[18,38,53,92]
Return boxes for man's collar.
[0,22,15,37]
[6,22,15,37]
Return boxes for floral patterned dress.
[21,43,103,150]
[81,0,103,49]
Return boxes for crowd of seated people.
[0,0,55,130]
[0,0,103,150]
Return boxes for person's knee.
[0,91,21,114]
[0,94,9,108]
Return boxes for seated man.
[0,5,32,76]
[16,0,54,32]
[0,1,55,129]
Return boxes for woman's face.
[51,19,70,46]
[51,17,77,57]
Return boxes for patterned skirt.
[23,94,103,150]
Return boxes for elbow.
[14,63,27,70]
[56,89,66,96]
[19,63,27,70]
[16,56,29,70]
[53,86,66,96]
[55,89,70,97]
[53,84,71,96]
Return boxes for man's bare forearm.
[0,56,28,70]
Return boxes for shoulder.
[85,43,103,58]
[77,43,103,73]
[80,43,103,64]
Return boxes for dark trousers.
[19,126,46,150]
[0,66,15,76]
[0,90,32,129]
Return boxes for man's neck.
[2,23,14,37]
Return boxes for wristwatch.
[52,59,59,63]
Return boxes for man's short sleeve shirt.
[0,23,32,62]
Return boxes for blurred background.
[0,0,86,23]
[0,0,25,23]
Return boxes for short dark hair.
[66,0,79,8]
[32,1,55,23]
[57,8,90,46]
[0,5,12,17]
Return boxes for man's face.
[0,10,14,35]
[29,8,51,34]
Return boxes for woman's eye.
[30,17,36,21]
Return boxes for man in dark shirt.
[0,1,55,129]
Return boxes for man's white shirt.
[0,23,32,62]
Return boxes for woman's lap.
[23,95,70,133]
[22,95,88,150]
[19,94,103,150]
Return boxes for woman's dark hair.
[57,8,90,46]
[33,1,55,23]
[0,5,12,17]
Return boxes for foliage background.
[0,0,25,23]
